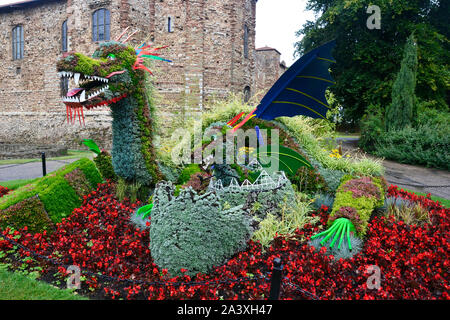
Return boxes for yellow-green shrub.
[329,175,386,236]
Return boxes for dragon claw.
[312,218,356,251]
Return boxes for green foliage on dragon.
[56,39,169,188]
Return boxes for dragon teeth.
[80,90,86,102]
[57,71,109,83]
[74,73,80,85]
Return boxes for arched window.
[12,25,24,60]
[61,20,68,52]
[243,24,249,59]
[243,86,251,103]
[92,8,110,42]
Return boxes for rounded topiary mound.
[149,181,252,276]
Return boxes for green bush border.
[0,158,102,228]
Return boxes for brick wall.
[0,0,259,150]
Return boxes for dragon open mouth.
[59,71,109,105]
[58,71,126,125]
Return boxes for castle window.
[92,8,110,42]
[12,25,24,60]
[243,86,251,103]
[167,17,173,33]
[243,24,249,59]
[62,20,68,52]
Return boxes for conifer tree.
[385,34,418,131]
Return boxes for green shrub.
[93,151,117,181]
[0,158,102,232]
[58,158,102,189]
[0,196,53,233]
[416,103,450,127]
[150,181,252,276]
[359,104,385,152]
[37,176,82,223]
[373,125,450,170]
[385,34,418,132]
[177,164,202,185]
[291,166,328,194]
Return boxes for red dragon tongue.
[67,88,83,97]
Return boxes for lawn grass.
[0,178,38,190]
[405,188,450,208]
[0,266,87,300]
[335,132,360,139]
[0,150,93,166]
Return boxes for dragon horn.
[123,29,139,44]
[115,26,131,42]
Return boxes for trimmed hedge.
[0,158,102,232]
[0,196,53,233]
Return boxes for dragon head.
[56,40,169,124]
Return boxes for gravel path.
[338,138,450,200]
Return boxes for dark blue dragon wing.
[254,40,336,121]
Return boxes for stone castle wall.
[255,48,287,100]
[0,0,281,151]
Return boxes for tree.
[294,0,449,127]
[385,34,418,131]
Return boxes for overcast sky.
[256,0,315,66]
[1,0,314,66]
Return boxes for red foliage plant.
[329,206,364,234]
[341,176,381,199]
[0,185,9,198]
[0,182,448,300]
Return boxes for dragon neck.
[109,90,161,186]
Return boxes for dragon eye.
[107,53,116,60]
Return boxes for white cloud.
[256,0,315,67]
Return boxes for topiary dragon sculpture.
[56,30,170,188]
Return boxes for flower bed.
[0,186,9,198]
[0,182,448,300]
